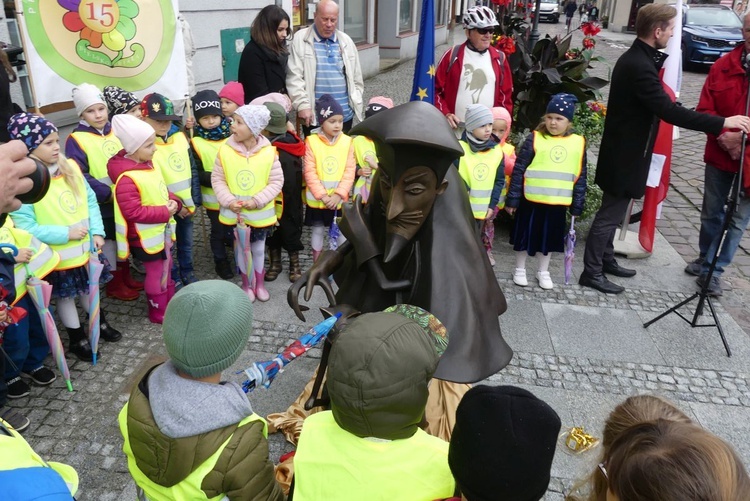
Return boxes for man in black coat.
[580,3,750,294]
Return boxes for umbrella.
[162,223,174,291]
[233,219,254,300]
[564,216,577,285]
[240,313,341,393]
[87,242,104,366]
[328,210,340,251]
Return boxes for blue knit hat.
[316,94,344,124]
[7,113,58,153]
[546,93,578,121]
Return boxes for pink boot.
[146,290,169,324]
[312,249,322,262]
[254,271,270,302]
[241,274,255,302]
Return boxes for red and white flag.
[639,0,682,253]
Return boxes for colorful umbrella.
[328,210,340,251]
[240,313,341,393]
[234,219,254,300]
[564,216,577,285]
[87,243,104,366]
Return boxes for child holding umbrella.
[505,94,587,290]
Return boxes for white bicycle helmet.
[462,5,499,30]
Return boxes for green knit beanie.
[162,280,253,378]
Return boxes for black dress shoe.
[68,339,95,362]
[603,259,636,278]
[100,322,123,342]
[579,271,625,294]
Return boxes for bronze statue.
[289,101,513,383]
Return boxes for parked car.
[681,4,742,68]
[538,0,560,23]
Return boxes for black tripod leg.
[643,292,699,328]
[705,296,732,357]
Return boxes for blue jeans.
[171,213,194,279]
[2,296,49,380]
[699,164,750,277]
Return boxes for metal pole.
[528,0,543,49]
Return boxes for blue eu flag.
[410,0,435,103]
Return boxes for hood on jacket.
[270,131,305,157]
[73,121,112,136]
[326,312,439,441]
[107,149,154,184]
[226,134,272,157]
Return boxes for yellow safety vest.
[217,144,278,228]
[191,136,226,211]
[457,142,504,219]
[305,134,352,210]
[69,129,122,187]
[524,132,585,206]
[0,418,79,496]
[0,220,60,305]
[293,411,455,501]
[34,167,91,270]
[118,405,266,501]
[497,143,515,210]
[154,132,195,214]
[353,135,377,202]
[113,169,174,260]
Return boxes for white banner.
[16,0,188,108]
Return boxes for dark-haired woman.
[238,5,291,104]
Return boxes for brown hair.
[535,113,573,136]
[635,4,676,39]
[607,419,750,501]
[0,47,17,83]
[565,395,692,501]
[250,5,291,55]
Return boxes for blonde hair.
[635,4,676,39]
[31,150,83,201]
[566,395,692,501]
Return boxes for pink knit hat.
[491,106,512,143]
[219,82,244,107]
[111,114,155,155]
[250,92,292,112]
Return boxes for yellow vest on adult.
[524,131,585,206]
[154,132,195,214]
[497,142,516,210]
[217,143,278,228]
[305,134,352,210]
[0,219,60,305]
[191,136,227,211]
[118,405,266,501]
[353,135,377,202]
[458,141,505,219]
[293,411,455,501]
[69,129,122,187]
[113,169,174,260]
[34,165,91,270]
[0,418,79,497]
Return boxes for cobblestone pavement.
[8,23,750,501]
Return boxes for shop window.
[345,0,368,43]
[400,0,414,32]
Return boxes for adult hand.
[717,131,742,161]
[93,235,105,250]
[445,113,460,129]
[0,141,37,213]
[68,226,88,240]
[724,115,750,133]
[14,247,33,264]
[298,108,313,127]
[229,200,243,213]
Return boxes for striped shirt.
[313,29,353,122]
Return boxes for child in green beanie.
[118,280,284,501]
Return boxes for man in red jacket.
[684,12,750,297]
[434,6,513,134]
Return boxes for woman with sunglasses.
[434,5,513,137]
[238,5,292,104]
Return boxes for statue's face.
[380,165,447,262]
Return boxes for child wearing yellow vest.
[141,93,200,289]
[212,105,283,302]
[190,90,234,280]
[109,115,182,324]
[0,218,59,400]
[10,113,121,362]
[505,94,587,290]
[352,96,393,204]
[303,94,356,261]
[65,83,141,302]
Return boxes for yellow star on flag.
[416,88,428,100]
[427,65,436,77]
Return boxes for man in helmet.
[435,5,513,135]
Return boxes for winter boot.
[254,271,270,302]
[100,310,122,342]
[266,247,282,281]
[312,249,322,262]
[119,261,144,290]
[67,326,95,362]
[241,273,256,302]
[215,259,234,280]
[146,290,169,324]
[106,268,140,301]
[288,251,302,282]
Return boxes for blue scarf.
[194,118,232,141]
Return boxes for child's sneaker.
[0,406,29,432]
[513,268,528,286]
[487,249,496,267]
[537,271,554,290]
[6,377,30,399]
[22,367,56,386]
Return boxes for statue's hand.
[340,196,381,266]
[287,250,341,321]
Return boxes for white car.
[538,0,561,23]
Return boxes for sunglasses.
[474,28,493,35]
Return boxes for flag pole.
[13,0,42,114]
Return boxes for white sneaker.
[513,268,528,286]
[537,271,554,290]
[487,249,496,267]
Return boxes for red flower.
[582,37,596,50]
[581,21,602,37]
[494,35,517,56]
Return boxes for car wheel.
[681,43,694,72]
[554,15,559,23]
